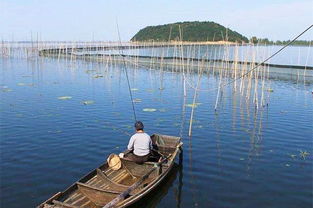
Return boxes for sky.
[0,0,312,41]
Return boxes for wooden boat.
[38,134,183,208]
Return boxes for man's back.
[127,132,152,156]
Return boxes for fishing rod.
[116,19,137,122]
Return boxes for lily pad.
[185,103,202,108]
[133,98,142,103]
[299,150,310,160]
[93,75,103,78]
[58,96,72,100]
[2,88,12,92]
[173,123,180,127]
[290,154,297,159]
[143,108,157,112]
[82,100,95,105]
[85,69,96,74]
[18,83,34,87]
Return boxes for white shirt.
[127,132,152,156]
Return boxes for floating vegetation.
[93,74,103,78]
[85,69,96,74]
[133,98,142,103]
[299,150,310,160]
[48,130,62,134]
[82,100,95,105]
[2,88,12,92]
[131,88,139,91]
[58,96,72,100]
[267,88,274,92]
[173,123,180,127]
[18,83,34,87]
[143,108,157,112]
[185,103,202,108]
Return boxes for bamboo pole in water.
[188,58,204,136]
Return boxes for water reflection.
[128,155,183,208]
[1,55,312,208]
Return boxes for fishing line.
[222,24,313,87]
[116,19,137,122]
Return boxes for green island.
[131,21,312,45]
[131,21,249,43]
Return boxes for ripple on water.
[1,57,312,208]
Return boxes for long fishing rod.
[116,19,137,122]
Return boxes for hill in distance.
[131,21,249,43]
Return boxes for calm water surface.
[87,45,313,66]
[0,55,312,208]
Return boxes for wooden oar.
[102,154,171,208]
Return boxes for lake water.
[0,47,313,208]
[82,45,313,67]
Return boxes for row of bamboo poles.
[1,40,310,136]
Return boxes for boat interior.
[39,134,181,208]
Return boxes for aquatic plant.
[82,100,95,105]
[58,96,72,100]
[299,150,310,160]
[185,103,202,108]
[143,108,157,112]
[133,98,142,103]
[93,74,103,78]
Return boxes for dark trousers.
[125,153,150,164]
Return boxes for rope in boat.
[116,20,137,122]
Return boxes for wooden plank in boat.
[76,182,120,206]
[96,169,129,190]
[52,200,80,208]
[77,182,124,194]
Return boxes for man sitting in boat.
[125,121,152,164]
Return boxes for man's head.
[134,121,144,131]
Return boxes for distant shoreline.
[131,41,312,46]
[1,40,312,46]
